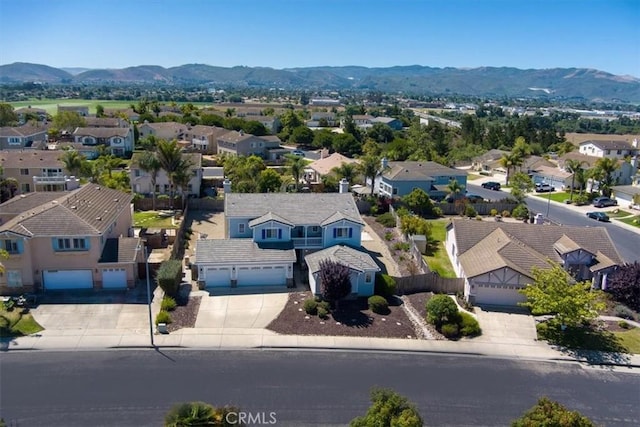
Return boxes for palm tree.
[59,150,85,178]
[499,152,523,185]
[358,155,382,196]
[137,151,162,210]
[593,157,618,196]
[286,155,306,192]
[564,159,586,201]
[332,162,357,184]
[172,162,192,209]
[447,179,465,201]
[156,139,186,203]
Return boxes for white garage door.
[102,268,127,289]
[205,267,231,287]
[43,270,93,290]
[474,285,526,306]
[237,265,286,286]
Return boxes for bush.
[512,204,529,220]
[375,274,397,298]
[156,259,183,296]
[161,296,177,311]
[384,231,394,241]
[392,242,411,252]
[432,206,443,217]
[459,312,481,336]
[613,304,635,320]
[155,310,172,325]
[318,300,331,312]
[426,294,460,327]
[441,323,459,338]
[464,204,477,218]
[317,307,329,319]
[368,295,389,314]
[376,212,397,228]
[490,208,498,217]
[618,320,630,329]
[303,298,318,315]
[574,193,590,206]
[501,210,511,218]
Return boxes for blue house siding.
[322,220,362,248]
[377,175,467,198]
[228,218,253,238]
[252,221,292,243]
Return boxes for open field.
[9,99,216,115]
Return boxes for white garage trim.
[102,268,127,289]
[474,284,526,306]
[43,269,93,290]
[237,265,286,286]
[205,267,231,287]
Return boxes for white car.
[291,150,305,157]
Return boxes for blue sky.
[1,0,638,76]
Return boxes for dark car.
[592,197,618,208]
[481,181,501,190]
[586,211,610,222]
[466,194,485,203]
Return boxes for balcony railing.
[292,237,323,248]
[33,175,67,184]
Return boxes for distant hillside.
[1,62,639,102]
[60,67,93,75]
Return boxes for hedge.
[156,259,183,296]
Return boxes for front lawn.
[0,307,44,337]
[619,215,640,228]
[133,211,178,229]
[536,320,639,354]
[424,220,456,278]
[614,327,640,354]
[608,209,632,218]
[533,191,571,203]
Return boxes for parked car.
[586,211,610,222]
[466,194,485,203]
[481,181,501,190]
[592,197,618,208]
[535,183,555,193]
[290,149,305,157]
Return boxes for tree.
[59,150,86,178]
[606,261,640,311]
[332,162,357,184]
[53,111,86,133]
[258,168,283,193]
[358,155,382,196]
[0,103,18,126]
[286,155,306,192]
[156,139,191,204]
[95,104,105,117]
[426,294,459,328]
[446,179,465,201]
[137,151,162,210]
[0,177,18,203]
[172,164,192,209]
[164,401,244,427]
[519,262,605,328]
[399,215,432,237]
[564,159,586,202]
[403,188,434,217]
[499,151,523,185]
[319,259,352,308]
[289,126,314,147]
[591,157,618,196]
[333,133,362,156]
[368,122,394,144]
[350,388,423,427]
[509,172,534,205]
[511,397,594,427]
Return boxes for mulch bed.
[405,292,433,319]
[363,216,414,276]
[166,296,201,333]
[267,291,418,339]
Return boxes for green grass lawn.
[619,215,640,228]
[133,211,178,229]
[0,308,44,337]
[9,99,216,116]
[608,209,632,218]
[423,219,457,278]
[614,327,640,354]
[533,191,571,203]
[466,174,481,181]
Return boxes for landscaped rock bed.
[267,291,417,339]
[363,216,416,277]
[166,296,201,333]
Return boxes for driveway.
[472,307,538,345]
[194,289,288,329]
[29,303,150,333]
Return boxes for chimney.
[223,178,232,194]
[339,178,349,194]
[381,157,388,170]
[320,148,329,159]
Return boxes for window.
[8,137,21,145]
[392,188,398,195]
[21,183,30,193]
[334,227,351,239]
[3,240,19,254]
[311,226,319,232]
[264,228,280,239]
[617,150,622,155]
[365,272,372,283]
[605,150,610,155]
[238,223,245,233]
[20,168,29,175]
[55,237,88,251]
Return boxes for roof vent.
[96,216,102,221]
[71,206,77,209]
[114,198,119,202]
[96,186,101,190]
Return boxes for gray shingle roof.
[99,237,141,263]
[0,150,63,168]
[0,192,66,216]
[248,212,294,227]
[452,219,623,279]
[581,140,636,151]
[225,193,363,225]
[383,161,466,181]
[194,239,296,264]
[305,245,380,274]
[73,127,130,138]
[0,185,133,237]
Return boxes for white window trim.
[238,223,245,233]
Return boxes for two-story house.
[371,159,468,199]
[14,107,48,124]
[137,121,186,142]
[129,152,202,197]
[0,150,79,194]
[73,127,134,157]
[579,139,639,160]
[306,112,337,128]
[0,124,50,150]
[216,130,282,159]
[84,117,129,128]
[0,185,141,294]
[183,125,230,154]
[371,116,403,131]
[194,190,379,296]
[445,219,623,307]
[57,105,89,117]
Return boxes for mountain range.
[1,62,639,102]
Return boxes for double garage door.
[204,265,287,287]
[474,284,526,306]
[43,270,93,290]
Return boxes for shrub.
[317,307,329,319]
[156,259,183,297]
[375,274,396,298]
[459,312,481,336]
[426,295,460,327]
[618,320,630,329]
[161,296,177,311]
[574,193,589,206]
[490,208,498,217]
[384,231,394,241]
[155,310,172,325]
[432,206,443,217]
[512,204,529,220]
[158,194,170,200]
[475,215,482,220]
[464,204,477,218]
[376,212,397,228]
[392,242,411,252]
[368,295,389,314]
[318,300,331,312]
[501,210,511,218]
[303,298,318,315]
[613,304,635,320]
[441,323,459,338]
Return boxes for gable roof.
[308,152,360,176]
[451,219,623,279]
[130,152,202,169]
[225,193,363,225]
[472,149,509,163]
[305,245,380,274]
[248,212,294,227]
[73,127,130,138]
[383,161,466,181]
[0,149,64,168]
[194,239,296,264]
[0,192,66,218]
[0,185,133,237]
[217,130,260,144]
[580,140,636,151]
[84,117,122,127]
[0,125,49,137]
[99,237,141,263]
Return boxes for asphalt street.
[467,183,640,263]
[1,350,638,427]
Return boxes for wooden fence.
[436,201,517,216]
[134,197,183,211]
[187,198,224,211]
[393,273,464,295]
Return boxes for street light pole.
[144,245,155,347]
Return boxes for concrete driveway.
[194,289,288,329]
[472,307,538,345]
[29,303,150,332]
